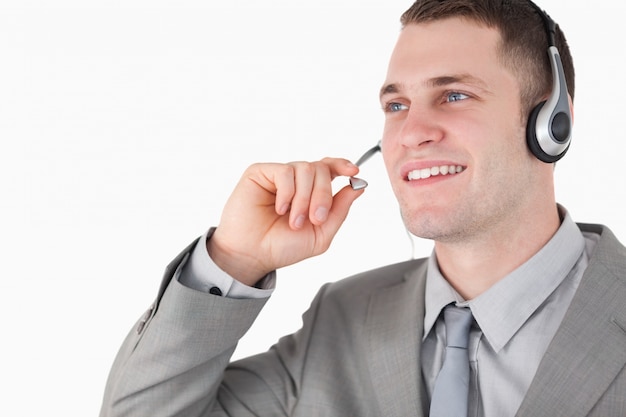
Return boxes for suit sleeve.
[98,240,270,417]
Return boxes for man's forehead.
[393,18,502,56]
[380,20,506,96]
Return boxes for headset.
[525,1,573,163]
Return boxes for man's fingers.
[289,162,316,229]
[272,165,296,215]
[251,158,361,230]
[308,163,333,225]
[321,157,360,180]
[317,183,365,245]
[290,158,359,229]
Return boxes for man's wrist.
[177,229,275,299]
[206,232,269,287]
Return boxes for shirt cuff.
[177,229,275,299]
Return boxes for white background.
[1,0,625,415]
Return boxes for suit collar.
[516,223,626,416]
[365,260,429,417]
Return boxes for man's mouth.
[406,165,465,181]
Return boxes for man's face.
[381,18,547,243]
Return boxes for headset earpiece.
[525,3,573,163]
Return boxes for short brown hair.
[400,0,575,116]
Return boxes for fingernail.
[294,215,306,229]
[279,203,291,215]
[315,206,328,222]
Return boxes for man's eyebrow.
[426,74,488,89]
[379,74,489,100]
[379,83,401,100]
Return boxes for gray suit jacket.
[100,223,626,416]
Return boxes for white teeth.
[407,165,465,181]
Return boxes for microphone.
[349,141,381,190]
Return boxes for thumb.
[321,184,365,237]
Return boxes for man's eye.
[446,92,470,102]
[386,102,409,112]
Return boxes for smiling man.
[380,19,559,301]
[100,1,626,416]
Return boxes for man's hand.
[208,157,364,286]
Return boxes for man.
[100,0,626,416]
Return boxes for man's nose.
[398,106,444,148]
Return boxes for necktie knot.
[444,305,473,349]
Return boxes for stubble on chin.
[399,201,492,245]
[399,205,458,242]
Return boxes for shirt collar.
[423,206,586,352]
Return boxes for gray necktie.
[429,305,473,417]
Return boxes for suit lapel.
[517,226,626,416]
[365,261,429,417]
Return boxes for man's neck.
[433,205,562,300]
